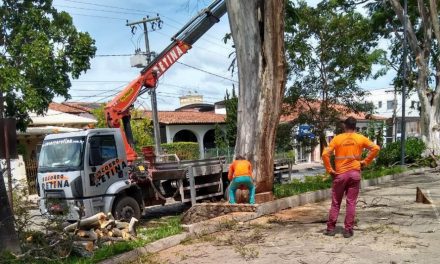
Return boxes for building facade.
[364,87,421,140]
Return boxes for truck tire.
[113,196,141,221]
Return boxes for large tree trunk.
[389,0,440,155]
[226,0,286,193]
[418,78,440,155]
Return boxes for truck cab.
[37,128,139,221]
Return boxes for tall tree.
[285,1,382,153]
[0,0,96,130]
[366,0,440,155]
[0,0,96,253]
[226,0,286,193]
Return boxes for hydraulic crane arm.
[104,0,227,162]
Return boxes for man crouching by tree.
[322,117,380,238]
[228,155,255,204]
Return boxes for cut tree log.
[100,219,115,229]
[107,212,115,221]
[76,229,98,241]
[121,230,132,240]
[111,228,123,238]
[64,212,106,232]
[101,236,125,242]
[128,217,139,236]
[416,187,432,204]
[95,229,103,238]
[115,221,129,229]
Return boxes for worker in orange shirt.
[322,117,380,238]
[227,155,255,204]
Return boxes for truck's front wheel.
[113,196,141,221]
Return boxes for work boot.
[343,229,354,238]
[323,229,336,236]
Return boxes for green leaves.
[92,105,153,153]
[0,0,96,130]
[284,0,384,140]
[224,86,238,147]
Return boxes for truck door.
[83,134,128,197]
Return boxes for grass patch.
[3,216,182,264]
[70,216,182,264]
[274,166,407,199]
[274,175,332,199]
[362,166,405,180]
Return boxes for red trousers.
[327,170,361,231]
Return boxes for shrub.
[161,142,200,160]
[376,137,426,166]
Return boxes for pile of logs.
[64,212,139,252]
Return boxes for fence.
[204,147,234,163]
[24,159,38,194]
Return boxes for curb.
[98,167,431,264]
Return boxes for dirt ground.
[148,169,440,264]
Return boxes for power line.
[54,4,147,16]
[60,0,157,14]
[162,22,233,52]
[58,0,230,46]
[176,61,238,83]
[68,12,126,21]
[154,30,232,57]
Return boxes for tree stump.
[416,187,432,204]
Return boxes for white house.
[364,87,421,140]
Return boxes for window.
[89,135,118,166]
[387,100,395,110]
[38,137,85,172]
[378,101,382,108]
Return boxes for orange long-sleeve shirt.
[228,160,253,181]
[322,133,380,175]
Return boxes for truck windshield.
[38,137,85,172]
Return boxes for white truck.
[37,128,226,221]
[37,0,228,221]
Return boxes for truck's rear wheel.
[113,196,141,221]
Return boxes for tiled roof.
[49,102,102,114]
[280,100,387,123]
[49,102,87,114]
[144,111,225,125]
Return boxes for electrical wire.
[68,12,126,21]
[60,0,158,14]
[176,61,238,83]
[58,0,231,47]
[54,4,146,16]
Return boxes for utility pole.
[401,0,408,166]
[127,16,163,157]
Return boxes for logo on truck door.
[89,158,127,187]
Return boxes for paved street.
[152,169,440,264]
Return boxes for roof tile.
[144,111,225,125]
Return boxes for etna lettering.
[89,158,127,187]
[42,174,70,190]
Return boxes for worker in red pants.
[322,117,380,238]
[228,155,255,204]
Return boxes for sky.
[53,0,396,111]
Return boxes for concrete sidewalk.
[153,169,440,264]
